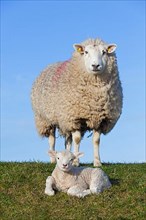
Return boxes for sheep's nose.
[92,64,100,71]
[63,164,67,167]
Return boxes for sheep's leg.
[93,130,102,167]
[67,185,91,198]
[72,130,81,166]
[48,127,56,163]
[45,176,55,196]
[65,134,72,151]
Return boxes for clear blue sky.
[1,1,145,163]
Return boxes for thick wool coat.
[31,38,123,137]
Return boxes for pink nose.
[63,164,67,167]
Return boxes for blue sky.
[1,1,145,163]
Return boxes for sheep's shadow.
[110,178,120,186]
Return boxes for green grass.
[0,162,145,220]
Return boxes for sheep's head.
[73,39,117,75]
[48,150,84,172]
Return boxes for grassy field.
[0,162,145,220]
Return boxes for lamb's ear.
[48,150,57,158]
[73,44,85,54]
[74,152,84,159]
[107,44,117,54]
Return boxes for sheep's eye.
[70,158,73,162]
[57,157,59,160]
[85,51,88,54]
[102,50,106,55]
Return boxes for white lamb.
[45,150,111,198]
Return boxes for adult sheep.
[31,37,123,167]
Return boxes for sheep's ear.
[48,150,57,158]
[74,152,84,159]
[73,44,85,54]
[107,44,117,54]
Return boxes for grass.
[0,162,145,220]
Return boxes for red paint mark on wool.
[52,60,70,85]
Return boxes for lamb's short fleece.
[45,150,111,198]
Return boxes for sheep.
[31,37,123,167]
[45,150,111,198]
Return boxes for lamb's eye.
[57,157,59,160]
[102,50,106,55]
[85,51,88,54]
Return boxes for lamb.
[45,150,111,198]
[31,37,123,167]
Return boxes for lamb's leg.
[65,134,72,151]
[45,176,55,196]
[67,185,91,198]
[93,130,102,167]
[48,127,56,163]
[72,130,81,166]
[90,169,111,194]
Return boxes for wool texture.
[51,166,111,193]
[31,38,123,137]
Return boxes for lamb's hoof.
[45,189,55,196]
[77,190,91,198]
[94,161,102,167]
[73,159,79,167]
[90,187,102,194]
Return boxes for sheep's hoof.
[73,159,79,167]
[94,161,102,167]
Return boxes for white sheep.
[31,38,123,167]
[45,150,111,198]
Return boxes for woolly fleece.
[31,38,123,137]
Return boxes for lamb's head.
[73,38,117,75]
[48,150,84,172]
